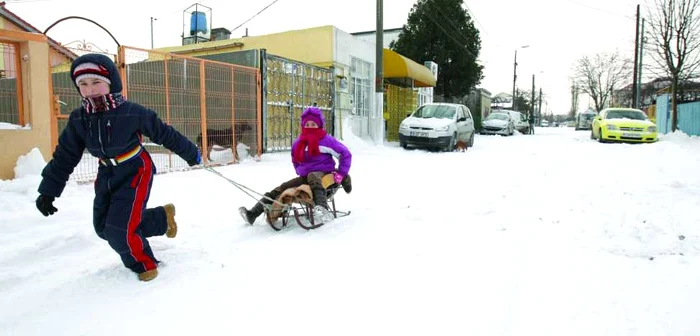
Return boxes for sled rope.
[203,166,287,207]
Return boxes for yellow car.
[591,108,658,143]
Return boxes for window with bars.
[351,57,371,117]
[0,41,23,126]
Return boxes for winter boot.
[341,174,352,194]
[312,205,334,224]
[311,188,334,223]
[238,207,255,225]
[138,268,158,282]
[164,203,177,238]
[239,200,266,225]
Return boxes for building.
[157,25,436,144]
[0,2,76,179]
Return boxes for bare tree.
[574,51,632,112]
[647,0,700,131]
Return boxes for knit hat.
[301,107,325,129]
[73,62,111,86]
[70,53,122,94]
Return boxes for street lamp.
[536,70,544,125]
[512,45,530,110]
[150,17,158,49]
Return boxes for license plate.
[622,132,642,138]
[410,131,428,137]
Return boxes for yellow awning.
[383,48,436,87]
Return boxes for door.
[458,106,474,141]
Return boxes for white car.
[480,111,515,136]
[398,103,476,151]
[575,111,597,130]
[504,110,530,134]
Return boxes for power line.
[4,0,53,3]
[565,0,636,21]
[422,6,478,61]
[229,0,280,34]
[463,4,489,37]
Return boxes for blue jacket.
[38,102,198,198]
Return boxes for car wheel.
[445,133,456,152]
[590,129,595,139]
[597,128,605,143]
[400,141,407,149]
[468,132,475,147]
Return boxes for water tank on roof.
[190,11,208,36]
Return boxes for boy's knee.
[103,224,128,248]
[306,172,323,184]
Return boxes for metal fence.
[263,51,334,152]
[52,45,261,182]
[384,83,418,142]
[655,93,700,136]
[198,49,335,152]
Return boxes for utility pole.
[570,83,576,117]
[375,0,384,144]
[512,50,518,109]
[150,17,157,49]
[531,74,536,124]
[632,4,640,108]
[636,18,645,108]
[538,88,542,124]
[610,86,614,107]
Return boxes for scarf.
[293,128,327,163]
[82,92,125,113]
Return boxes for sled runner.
[264,173,351,231]
[204,167,350,231]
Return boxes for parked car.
[480,111,515,136]
[398,103,476,151]
[575,111,597,130]
[540,120,549,127]
[591,108,658,143]
[502,110,530,134]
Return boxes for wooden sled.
[264,174,351,231]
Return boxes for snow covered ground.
[0,122,31,130]
[2,125,700,335]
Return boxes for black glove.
[187,149,202,167]
[36,195,58,217]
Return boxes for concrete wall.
[159,26,335,67]
[333,27,376,140]
[353,30,402,49]
[0,29,53,180]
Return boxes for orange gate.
[51,45,262,182]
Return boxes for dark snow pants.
[93,150,168,274]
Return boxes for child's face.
[304,120,319,128]
[78,78,110,98]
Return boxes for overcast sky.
[8,0,654,114]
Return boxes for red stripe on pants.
[126,151,157,271]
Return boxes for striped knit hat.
[70,53,122,93]
[73,62,111,86]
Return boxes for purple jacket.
[292,135,352,177]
